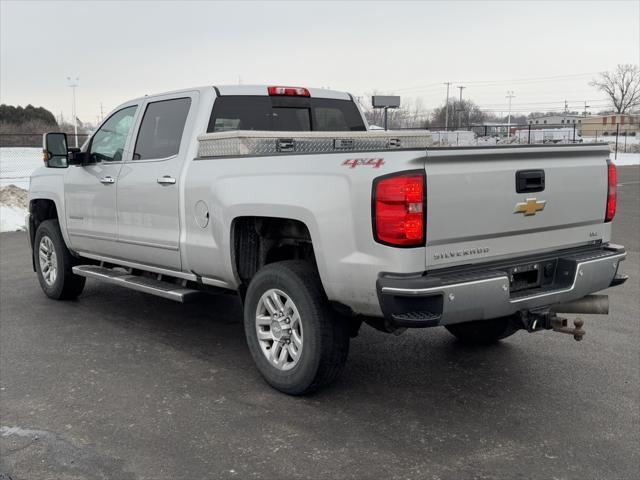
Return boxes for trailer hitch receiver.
[518,309,585,341]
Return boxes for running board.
[72,265,201,303]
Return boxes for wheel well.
[29,199,58,240]
[28,199,59,270]
[232,217,316,290]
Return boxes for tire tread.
[34,219,85,300]
[244,260,349,395]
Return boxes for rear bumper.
[377,244,626,328]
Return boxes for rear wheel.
[34,219,85,300]
[445,316,519,345]
[243,261,350,395]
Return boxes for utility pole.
[583,100,590,117]
[444,82,451,130]
[99,103,104,123]
[564,99,569,114]
[506,90,515,139]
[67,76,79,147]
[457,85,466,128]
[457,85,465,102]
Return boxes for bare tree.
[431,99,486,128]
[590,64,640,113]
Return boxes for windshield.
[207,96,366,133]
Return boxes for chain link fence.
[396,122,640,151]
[0,133,89,188]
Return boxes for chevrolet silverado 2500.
[29,85,627,394]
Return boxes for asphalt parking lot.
[1,166,638,480]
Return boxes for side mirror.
[67,147,87,165]
[42,132,69,168]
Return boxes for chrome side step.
[72,265,201,303]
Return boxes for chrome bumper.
[377,244,626,327]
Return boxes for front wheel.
[243,261,350,395]
[445,316,519,345]
[34,219,85,300]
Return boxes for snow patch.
[612,152,640,166]
[0,184,28,232]
[0,205,27,232]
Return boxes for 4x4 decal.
[342,158,385,169]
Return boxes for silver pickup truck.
[29,85,627,394]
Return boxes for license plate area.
[509,264,539,292]
[508,260,558,293]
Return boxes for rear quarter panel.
[182,150,428,315]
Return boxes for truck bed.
[196,131,611,270]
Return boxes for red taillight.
[373,172,425,247]
[268,86,310,97]
[605,160,617,222]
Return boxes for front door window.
[89,106,137,163]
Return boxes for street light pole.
[506,90,515,139]
[444,82,451,130]
[67,76,79,147]
[457,85,466,128]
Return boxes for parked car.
[29,85,627,394]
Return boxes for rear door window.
[134,97,191,160]
[207,96,366,132]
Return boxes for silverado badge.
[515,198,546,216]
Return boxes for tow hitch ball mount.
[550,316,585,342]
[519,310,586,341]
[517,294,609,342]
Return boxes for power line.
[475,99,609,107]
[393,71,601,93]
[395,81,444,93]
[460,71,600,85]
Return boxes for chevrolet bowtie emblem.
[515,198,546,216]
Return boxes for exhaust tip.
[553,294,609,315]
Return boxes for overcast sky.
[1,0,638,124]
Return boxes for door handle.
[100,176,115,185]
[516,170,545,193]
[157,176,176,185]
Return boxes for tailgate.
[425,144,611,269]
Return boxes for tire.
[445,316,519,345]
[34,219,85,300]
[243,261,350,395]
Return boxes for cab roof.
[131,85,353,102]
[214,85,352,101]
